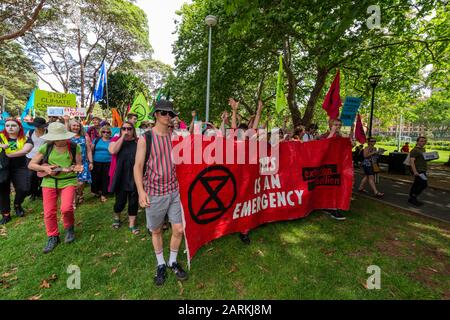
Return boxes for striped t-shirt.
[143,129,179,196]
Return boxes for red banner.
[175,136,354,263]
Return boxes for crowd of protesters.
[0,97,432,286]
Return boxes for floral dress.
[71,135,92,184]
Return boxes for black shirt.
[6,137,33,169]
[110,139,137,192]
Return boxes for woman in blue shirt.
[91,126,112,202]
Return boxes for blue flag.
[21,89,35,120]
[1,111,10,120]
[93,62,107,102]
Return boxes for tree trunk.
[283,38,302,128]
[302,66,328,126]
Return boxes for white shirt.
[27,131,46,159]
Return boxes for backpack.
[42,141,78,165]
[143,130,153,176]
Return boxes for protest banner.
[47,107,86,117]
[35,89,77,109]
[340,97,362,126]
[175,136,353,264]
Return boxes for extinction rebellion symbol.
[188,165,237,224]
[133,103,148,121]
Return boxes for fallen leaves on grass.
[227,264,238,274]
[177,281,184,296]
[256,265,269,273]
[111,268,118,275]
[89,234,95,242]
[28,294,42,300]
[39,274,58,289]
[256,249,265,257]
[101,252,120,258]
[196,282,205,290]
[0,226,7,237]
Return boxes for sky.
[39,0,191,91]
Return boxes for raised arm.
[252,100,264,130]
[228,98,239,129]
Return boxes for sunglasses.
[159,110,175,118]
[121,127,133,131]
[102,131,111,134]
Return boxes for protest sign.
[340,97,362,126]
[47,107,86,117]
[175,136,353,263]
[35,89,77,109]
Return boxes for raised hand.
[228,98,239,111]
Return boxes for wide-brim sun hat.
[41,122,76,141]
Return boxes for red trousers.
[42,186,76,236]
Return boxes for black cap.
[31,117,47,128]
[152,100,179,117]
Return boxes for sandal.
[358,189,368,194]
[375,192,384,198]
[129,226,140,235]
[112,219,121,229]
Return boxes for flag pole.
[105,63,109,110]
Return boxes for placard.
[340,97,362,126]
[35,89,77,108]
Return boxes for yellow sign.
[35,89,77,108]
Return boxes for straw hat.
[41,122,76,141]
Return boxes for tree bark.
[0,0,46,42]
[302,66,329,127]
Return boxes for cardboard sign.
[35,89,76,108]
[340,97,362,126]
[47,107,86,117]
[423,151,439,161]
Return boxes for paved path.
[353,172,450,224]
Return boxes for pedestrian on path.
[408,136,428,206]
[358,138,384,198]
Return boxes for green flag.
[129,93,150,128]
[275,55,287,114]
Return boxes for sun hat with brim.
[40,122,76,141]
[30,117,47,128]
[152,99,179,117]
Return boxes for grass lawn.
[1,193,449,300]
[376,143,449,164]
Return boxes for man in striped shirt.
[134,100,188,286]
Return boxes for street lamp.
[368,74,382,138]
[205,15,217,123]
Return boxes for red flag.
[322,69,342,119]
[355,113,366,144]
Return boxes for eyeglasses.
[102,131,111,134]
[121,127,133,131]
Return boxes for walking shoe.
[328,210,346,221]
[65,226,75,243]
[239,233,251,245]
[408,198,424,207]
[154,264,167,286]
[0,214,11,225]
[43,236,60,254]
[14,206,25,217]
[168,262,188,281]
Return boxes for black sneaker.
[154,264,167,286]
[408,198,424,207]
[239,233,251,245]
[15,206,25,217]
[0,215,11,225]
[43,236,60,254]
[65,226,75,243]
[168,262,188,281]
[329,210,346,221]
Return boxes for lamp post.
[205,15,217,123]
[368,74,382,138]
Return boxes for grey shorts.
[145,191,182,232]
